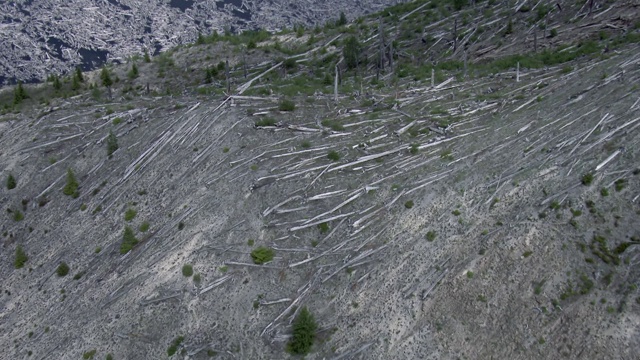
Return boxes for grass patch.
[82,349,97,359]
[278,99,296,111]
[255,117,277,127]
[251,246,275,264]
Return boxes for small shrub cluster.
[56,262,70,277]
[14,245,28,269]
[167,336,185,356]
[251,246,275,264]
[182,264,194,277]
[120,226,139,254]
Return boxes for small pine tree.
[100,67,113,88]
[14,245,28,269]
[13,81,28,105]
[75,67,84,83]
[143,50,151,63]
[107,130,119,157]
[52,75,62,91]
[287,307,317,355]
[63,168,80,198]
[196,32,205,45]
[71,75,81,91]
[6,173,17,189]
[337,11,347,26]
[120,226,139,254]
[343,36,361,69]
[128,63,139,79]
[505,19,513,35]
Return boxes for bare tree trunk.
[431,68,435,88]
[453,18,458,52]
[334,64,339,102]
[225,59,230,93]
[534,29,537,52]
[388,42,394,72]
[463,51,468,79]
[378,18,385,73]
[588,0,594,16]
[242,50,247,79]
[516,61,520,82]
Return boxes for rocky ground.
[1,0,639,359]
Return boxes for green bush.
[13,210,24,222]
[404,201,414,209]
[63,168,80,198]
[56,262,70,277]
[255,117,277,127]
[317,222,329,234]
[581,172,594,186]
[120,226,138,254]
[327,150,340,161]
[251,246,275,264]
[167,336,184,356]
[6,174,16,190]
[14,245,28,269]
[82,349,97,359]
[426,231,437,242]
[287,307,317,355]
[124,208,137,221]
[139,221,150,232]
[278,99,296,111]
[182,264,194,277]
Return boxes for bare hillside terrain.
[1,0,640,359]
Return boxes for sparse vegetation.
[82,349,97,359]
[581,172,594,186]
[278,99,296,111]
[251,246,275,265]
[404,200,414,209]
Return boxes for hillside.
[1,0,640,359]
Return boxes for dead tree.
[225,59,230,93]
[453,18,458,52]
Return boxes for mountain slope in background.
[0,0,396,85]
